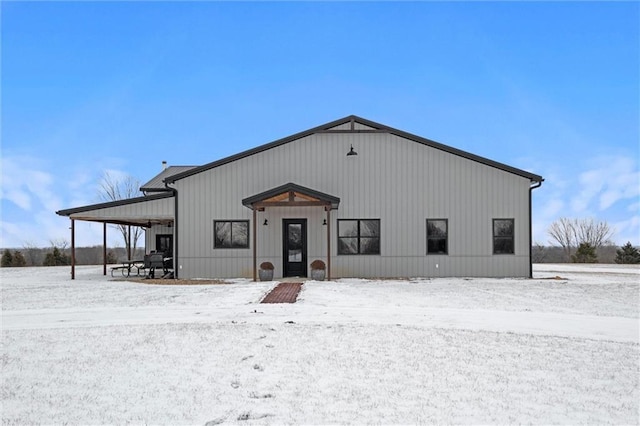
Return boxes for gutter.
[164,181,179,279]
[529,179,544,278]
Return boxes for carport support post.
[252,208,257,281]
[71,219,75,280]
[103,222,107,276]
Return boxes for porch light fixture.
[322,219,327,226]
[263,219,268,226]
[346,144,358,156]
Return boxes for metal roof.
[56,192,174,216]
[140,166,197,192]
[165,115,543,184]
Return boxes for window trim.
[426,218,448,255]
[213,220,250,249]
[493,218,515,255]
[337,219,381,255]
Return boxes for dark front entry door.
[283,219,307,277]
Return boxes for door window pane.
[288,224,302,261]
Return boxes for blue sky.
[1,1,639,249]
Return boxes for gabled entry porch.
[242,182,340,281]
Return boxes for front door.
[283,219,307,277]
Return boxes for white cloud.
[532,153,640,246]
[0,155,137,248]
[0,155,61,213]
[540,198,564,219]
[612,215,640,246]
[570,156,639,215]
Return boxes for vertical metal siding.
[175,132,532,278]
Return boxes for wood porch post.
[326,207,331,281]
[103,222,107,276]
[252,208,257,281]
[71,219,75,280]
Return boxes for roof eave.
[56,192,174,217]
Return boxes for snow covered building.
[57,115,543,280]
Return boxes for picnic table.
[110,260,146,278]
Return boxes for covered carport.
[56,193,175,279]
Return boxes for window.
[338,219,380,255]
[493,219,514,254]
[156,234,173,256]
[214,220,249,249]
[427,219,448,254]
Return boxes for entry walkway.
[261,282,303,304]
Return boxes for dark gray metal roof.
[242,182,340,210]
[165,115,543,184]
[56,192,174,216]
[141,166,197,192]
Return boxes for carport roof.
[56,192,174,227]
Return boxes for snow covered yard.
[2,265,639,424]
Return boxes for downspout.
[165,181,179,279]
[529,179,544,278]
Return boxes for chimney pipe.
[162,161,167,170]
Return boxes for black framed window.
[156,234,173,257]
[427,219,448,255]
[214,220,249,249]
[338,219,380,255]
[493,219,514,254]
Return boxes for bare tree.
[49,238,69,251]
[531,241,547,263]
[574,218,614,249]
[548,217,615,262]
[22,241,41,266]
[548,217,576,261]
[98,171,144,260]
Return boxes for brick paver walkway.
[261,282,303,304]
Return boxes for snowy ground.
[2,265,639,425]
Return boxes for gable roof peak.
[165,115,543,184]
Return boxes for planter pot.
[310,269,325,281]
[258,269,274,281]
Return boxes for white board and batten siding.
[174,131,533,279]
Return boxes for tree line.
[1,243,145,268]
[540,217,639,264]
